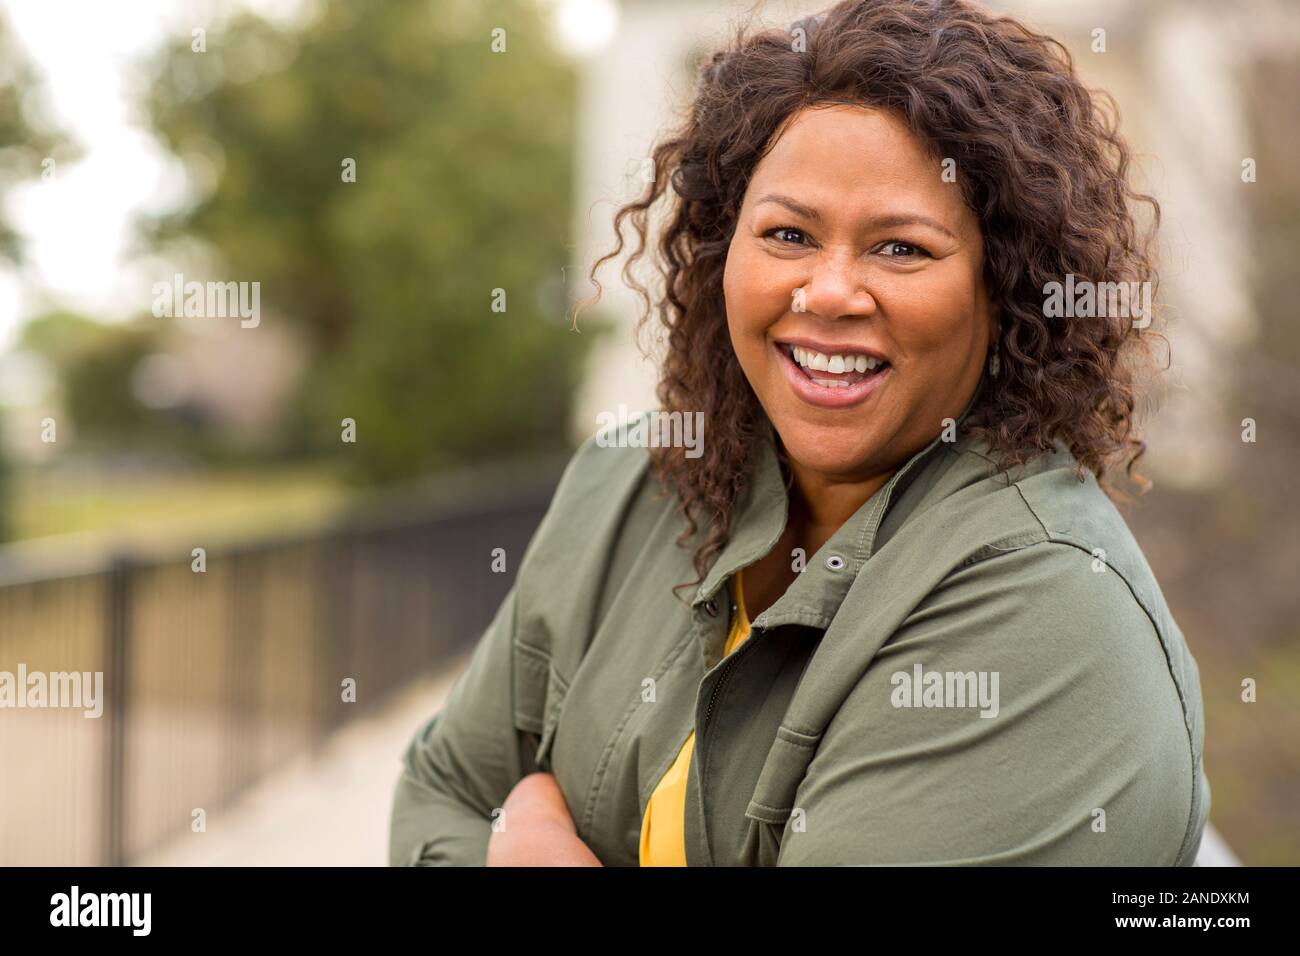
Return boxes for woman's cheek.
[891,287,978,360]
[729,262,784,337]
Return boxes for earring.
[988,342,1001,379]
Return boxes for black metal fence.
[0,464,560,865]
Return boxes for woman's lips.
[775,341,890,409]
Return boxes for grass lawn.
[7,463,353,545]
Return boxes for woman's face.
[723,103,996,485]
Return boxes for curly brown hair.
[578,0,1162,590]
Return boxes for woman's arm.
[389,586,543,865]
[486,772,604,866]
[390,429,645,866]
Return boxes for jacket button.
[703,599,719,617]
[825,553,846,571]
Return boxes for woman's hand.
[486,772,605,866]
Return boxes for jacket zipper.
[701,625,760,740]
[693,624,761,865]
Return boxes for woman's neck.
[783,457,896,557]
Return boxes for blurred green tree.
[0,10,80,541]
[0,437,8,543]
[138,0,587,481]
[19,311,174,449]
[0,12,78,262]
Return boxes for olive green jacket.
[388,411,1210,866]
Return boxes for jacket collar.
[691,390,987,631]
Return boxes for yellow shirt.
[639,568,751,866]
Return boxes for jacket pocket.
[743,724,821,825]
[513,641,568,772]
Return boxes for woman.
[389,0,1209,866]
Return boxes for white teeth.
[789,346,884,375]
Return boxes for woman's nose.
[794,250,877,320]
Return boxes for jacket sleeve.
[388,582,542,866]
[775,541,1203,866]
[386,425,638,866]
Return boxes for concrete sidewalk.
[136,656,468,866]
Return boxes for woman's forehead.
[746,105,972,231]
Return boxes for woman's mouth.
[774,341,891,409]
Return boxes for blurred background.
[0,0,1294,866]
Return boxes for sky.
[1,0,178,349]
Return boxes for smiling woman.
[389,0,1210,868]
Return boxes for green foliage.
[17,309,106,363]
[20,311,173,448]
[0,441,9,543]
[0,12,80,264]
[140,0,586,481]
[0,11,79,541]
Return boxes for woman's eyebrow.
[754,192,958,240]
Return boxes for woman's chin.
[774,428,885,481]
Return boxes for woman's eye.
[762,226,808,245]
[879,240,927,258]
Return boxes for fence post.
[103,554,131,866]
